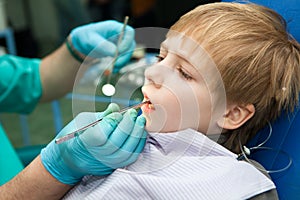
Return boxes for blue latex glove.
[40,103,147,185]
[70,20,136,71]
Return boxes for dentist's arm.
[0,104,146,199]
[39,43,82,102]
[0,156,72,200]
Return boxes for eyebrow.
[159,41,200,75]
[177,54,204,79]
[160,42,189,62]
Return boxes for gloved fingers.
[74,112,99,126]
[79,112,123,146]
[55,104,118,139]
[92,34,135,67]
[97,136,146,168]
[88,36,134,62]
[99,118,147,166]
[98,20,135,44]
[107,108,138,147]
[74,157,114,175]
[96,109,138,155]
[108,133,147,168]
[118,26,135,52]
[71,103,119,137]
[135,129,148,153]
[90,21,134,55]
[93,168,114,176]
[93,20,127,36]
[71,31,118,57]
[41,106,126,184]
[118,128,147,165]
[114,42,136,71]
[116,115,146,153]
[55,112,98,138]
[90,35,117,57]
[69,20,135,58]
[114,51,134,72]
[102,103,120,117]
[122,136,147,166]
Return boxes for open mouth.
[142,94,155,113]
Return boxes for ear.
[217,104,255,130]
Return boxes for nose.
[144,63,164,88]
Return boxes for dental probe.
[55,101,149,144]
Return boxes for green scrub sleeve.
[0,54,42,114]
[0,125,24,185]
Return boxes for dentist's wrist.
[65,37,85,63]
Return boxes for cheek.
[196,96,213,133]
[178,84,213,132]
[194,87,214,133]
[144,78,213,133]
[145,90,182,132]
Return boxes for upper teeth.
[148,103,154,109]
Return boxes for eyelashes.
[176,66,193,80]
[155,55,164,62]
[155,55,193,80]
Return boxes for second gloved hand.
[40,103,147,185]
[70,20,136,71]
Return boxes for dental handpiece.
[54,101,149,144]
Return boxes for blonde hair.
[170,2,300,153]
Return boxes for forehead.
[161,35,202,57]
[161,34,217,76]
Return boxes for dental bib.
[63,129,275,200]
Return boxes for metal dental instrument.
[102,16,129,96]
[55,100,149,144]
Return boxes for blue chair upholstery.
[222,0,300,199]
[248,103,300,199]
[222,0,300,42]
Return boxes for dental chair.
[222,0,300,199]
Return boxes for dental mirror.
[101,16,128,96]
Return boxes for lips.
[142,93,155,113]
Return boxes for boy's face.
[141,35,226,134]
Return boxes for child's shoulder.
[244,159,279,200]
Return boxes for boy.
[2,2,299,199]
[62,2,300,199]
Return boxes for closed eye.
[155,55,164,62]
[176,66,193,80]
[156,55,192,80]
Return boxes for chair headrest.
[222,0,300,198]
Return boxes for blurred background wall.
[3,0,219,57]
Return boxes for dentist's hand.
[70,20,136,72]
[40,103,147,185]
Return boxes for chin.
[144,115,179,133]
[145,122,174,133]
[145,122,165,133]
